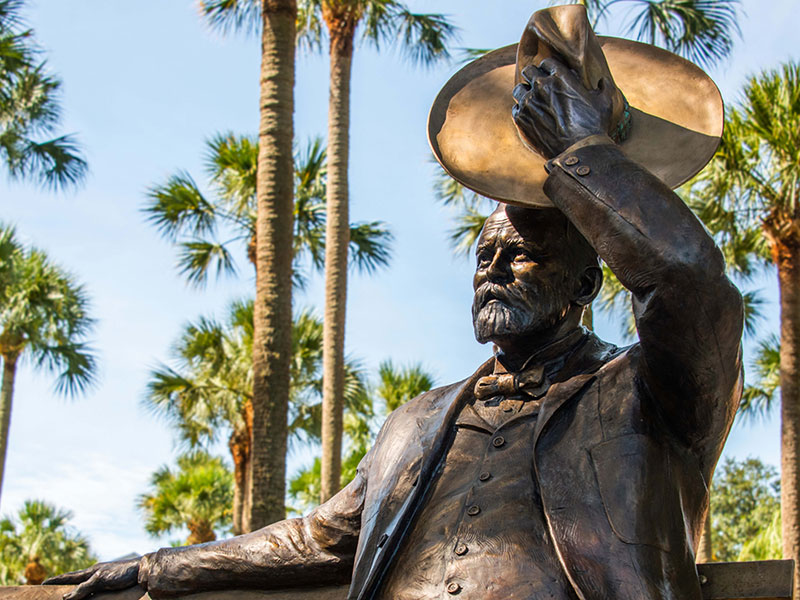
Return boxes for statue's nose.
[486,249,512,282]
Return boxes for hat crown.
[515,5,628,142]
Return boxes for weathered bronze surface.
[45,6,747,600]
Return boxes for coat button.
[565,156,579,166]
[377,533,388,547]
[454,543,468,555]
[447,582,461,594]
[492,435,505,448]
[467,504,481,516]
[576,165,591,176]
[479,471,491,481]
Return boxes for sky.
[1,0,798,561]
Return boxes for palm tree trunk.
[0,351,18,505]
[320,17,355,503]
[778,238,800,589]
[228,426,250,535]
[248,0,297,530]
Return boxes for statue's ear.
[574,265,602,307]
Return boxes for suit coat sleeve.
[140,455,369,598]
[543,140,744,461]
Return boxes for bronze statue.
[45,6,743,600]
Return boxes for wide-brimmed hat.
[428,5,724,208]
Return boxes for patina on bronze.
[45,5,743,600]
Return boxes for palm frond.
[739,334,780,421]
[198,0,261,36]
[177,240,238,288]
[348,221,393,274]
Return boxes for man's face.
[471,206,575,345]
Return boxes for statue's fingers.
[538,57,570,77]
[62,572,103,600]
[512,82,531,103]
[43,566,97,585]
[520,65,538,84]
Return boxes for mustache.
[473,281,534,312]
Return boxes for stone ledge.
[0,562,793,600]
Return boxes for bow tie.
[474,365,549,400]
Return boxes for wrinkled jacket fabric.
[142,143,743,600]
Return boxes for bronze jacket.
[142,143,744,600]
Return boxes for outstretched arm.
[513,58,743,460]
[45,466,366,599]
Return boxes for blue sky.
[1,0,797,559]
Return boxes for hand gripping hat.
[428,5,724,207]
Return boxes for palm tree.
[693,61,800,587]
[0,499,95,585]
[198,0,296,530]
[143,134,392,289]
[0,0,87,189]
[138,451,233,546]
[0,225,96,506]
[145,299,369,531]
[288,359,434,513]
[295,0,456,503]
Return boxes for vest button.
[454,543,468,555]
[565,156,579,166]
[467,504,481,516]
[492,435,505,448]
[479,471,491,481]
[576,165,591,176]
[447,582,461,594]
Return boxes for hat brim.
[428,38,724,208]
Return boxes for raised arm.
[513,58,743,456]
[45,465,366,600]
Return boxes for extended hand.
[512,57,615,159]
[42,557,143,600]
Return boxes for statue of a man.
[47,6,743,600]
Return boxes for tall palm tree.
[199,0,297,530]
[295,0,457,503]
[693,61,800,587]
[145,299,368,531]
[0,225,96,506]
[143,134,392,289]
[137,451,234,546]
[0,499,95,585]
[0,0,87,189]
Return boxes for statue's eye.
[513,250,534,263]
[477,250,492,267]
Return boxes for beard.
[472,279,570,344]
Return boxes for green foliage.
[137,451,233,544]
[740,335,780,420]
[0,499,95,585]
[0,0,87,189]
[738,511,782,561]
[377,360,435,412]
[0,223,96,396]
[143,134,393,289]
[146,300,370,452]
[709,457,780,562]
